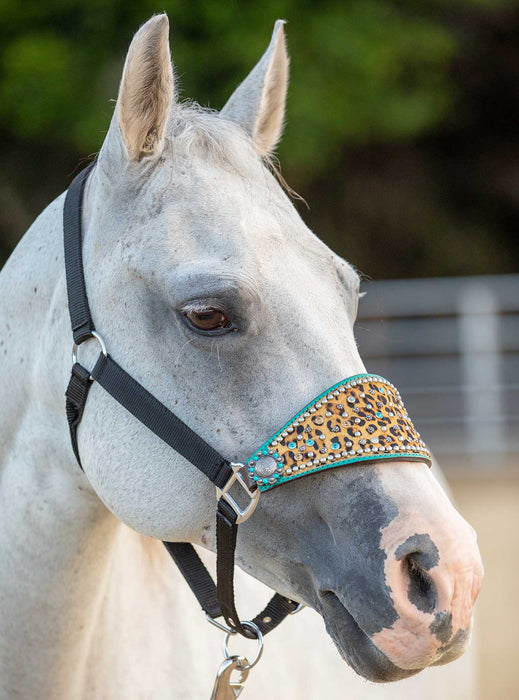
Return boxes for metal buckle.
[289,602,305,615]
[216,463,260,524]
[72,331,107,379]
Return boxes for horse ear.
[117,14,174,161]
[221,20,289,157]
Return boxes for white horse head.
[2,14,483,688]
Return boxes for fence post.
[458,282,504,467]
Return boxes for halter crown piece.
[63,163,431,696]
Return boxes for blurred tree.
[0,0,518,278]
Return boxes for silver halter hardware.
[216,463,260,524]
[72,330,107,378]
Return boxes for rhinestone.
[342,451,348,457]
[327,394,334,400]
[269,477,276,483]
[360,392,365,398]
[314,416,324,425]
[354,418,361,424]
[360,439,366,446]
[349,450,355,455]
[320,457,327,463]
[364,448,371,453]
[286,468,292,475]
[381,426,387,431]
[372,447,378,452]
[340,387,345,392]
[346,441,352,447]
[347,396,356,404]
[341,411,348,418]
[334,390,340,396]
[328,454,335,461]
[380,446,385,451]
[354,431,361,437]
[304,412,310,418]
[320,447,327,454]
[370,437,379,443]
[336,452,342,458]
[271,441,278,446]
[313,459,320,465]
[282,431,288,437]
[357,449,363,454]
[298,434,303,440]
[298,446,305,452]
[293,465,299,472]
[325,411,332,417]
[294,453,303,461]
[316,402,322,408]
[287,427,294,433]
[310,407,316,413]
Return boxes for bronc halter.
[63,162,432,696]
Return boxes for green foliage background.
[0,0,518,278]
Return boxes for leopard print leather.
[245,374,431,492]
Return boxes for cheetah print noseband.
[246,374,431,493]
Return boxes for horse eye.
[185,308,233,333]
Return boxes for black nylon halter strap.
[62,163,298,641]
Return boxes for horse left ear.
[221,20,289,157]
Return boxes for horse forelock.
[166,102,276,179]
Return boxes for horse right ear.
[105,14,175,163]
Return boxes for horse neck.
[0,186,128,695]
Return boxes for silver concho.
[254,455,278,478]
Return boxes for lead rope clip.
[210,656,249,700]
[207,618,264,699]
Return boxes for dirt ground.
[449,476,519,700]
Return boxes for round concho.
[254,455,278,478]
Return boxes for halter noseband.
[63,163,431,653]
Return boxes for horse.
[0,14,483,699]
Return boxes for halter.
[63,162,431,688]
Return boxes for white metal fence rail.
[355,274,519,473]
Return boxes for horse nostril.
[404,554,437,614]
